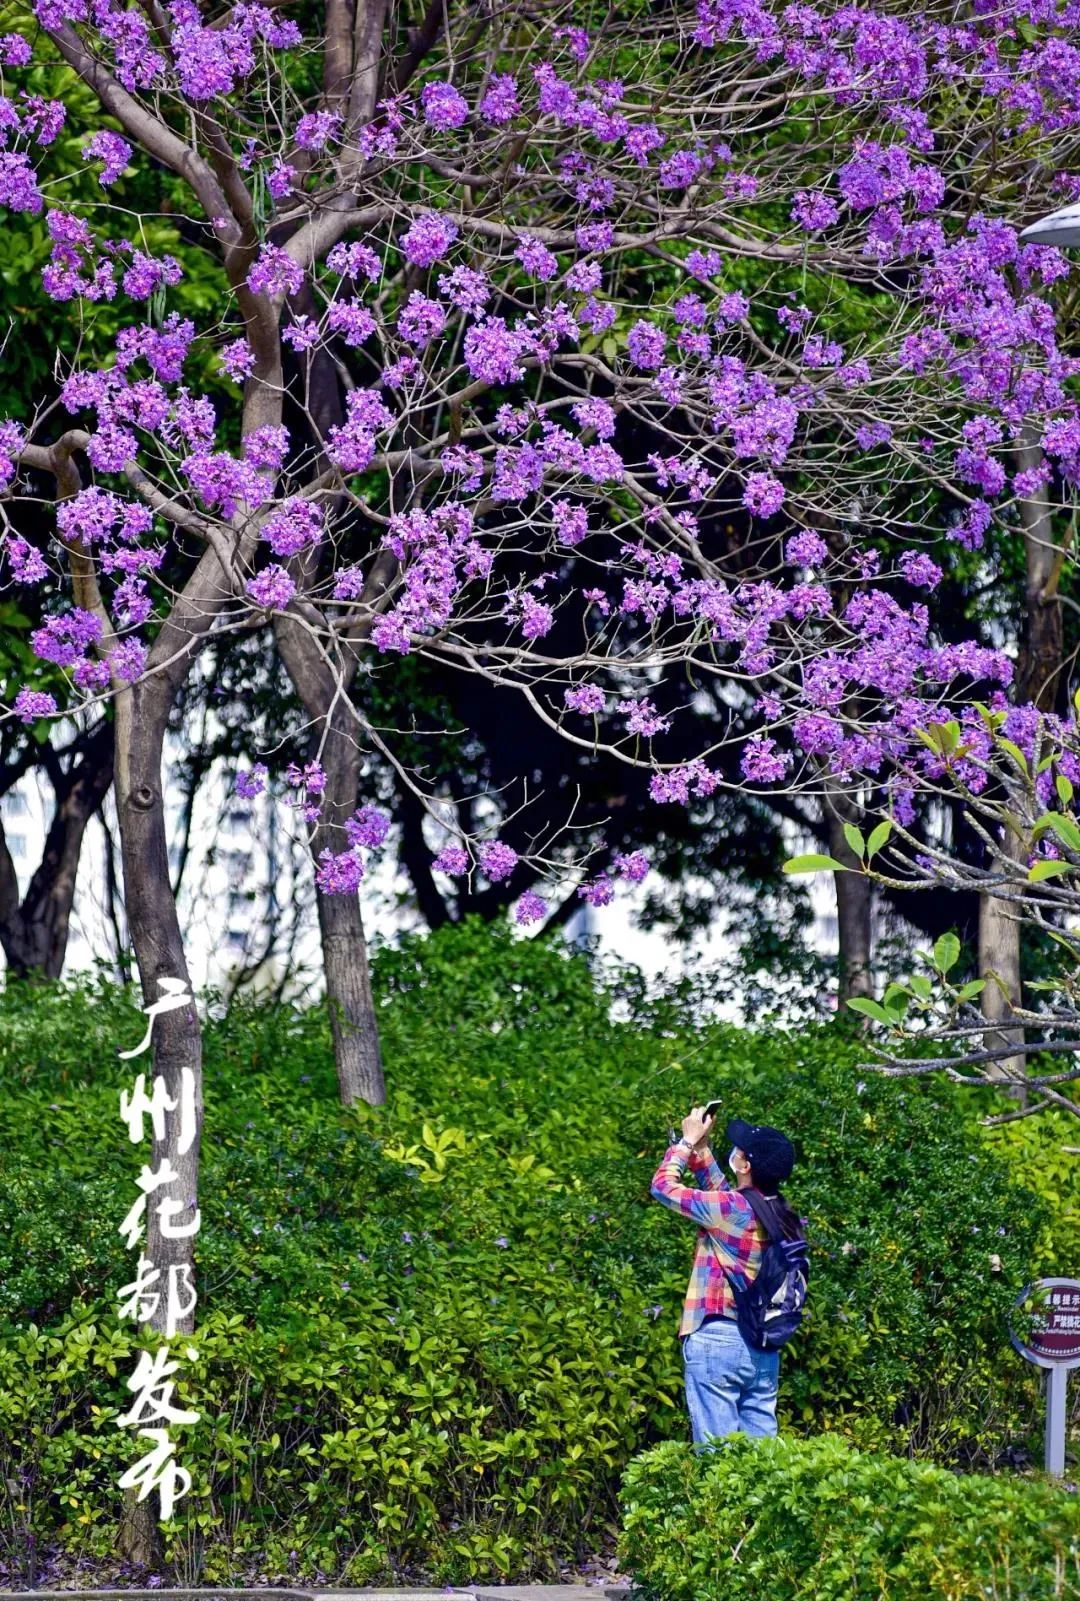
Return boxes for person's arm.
[686,1144,726,1190]
[649,1120,742,1229]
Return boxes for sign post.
[1009,1277,1080,1477]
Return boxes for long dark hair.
[748,1173,804,1240]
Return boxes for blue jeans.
[681,1317,780,1445]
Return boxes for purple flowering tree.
[7,1,1080,1564]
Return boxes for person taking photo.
[650,1104,803,1445]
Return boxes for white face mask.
[728,1148,740,1174]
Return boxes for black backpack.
[720,1187,809,1352]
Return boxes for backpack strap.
[742,1188,810,1276]
[708,1187,778,1294]
[740,1186,784,1243]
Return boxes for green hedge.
[619,1435,1080,1601]
[0,921,1058,1584]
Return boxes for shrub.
[618,1434,1080,1601]
[0,920,1057,1583]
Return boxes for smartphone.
[703,1099,722,1120]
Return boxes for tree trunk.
[1015,424,1065,715]
[0,719,114,980]
[977,427,1064,1095]
[272,616,385,1106]
[826,788,873,1002]
[978,825,1027,1090]
[113,677,204,1575]
[312,702,385,1108]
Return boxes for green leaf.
[997,738,1029,776]
[843,823,866,859]
[909,974,933,1001]
[1046,814,1080,853]
[954,979,986,1001]
[933,932,961,975]
[866,820,892,858]
[845,998,896,1025]
[1028,859,1073,882]
[915,721,960,757]
[782,854,850,874]
[1056,774,1074,807]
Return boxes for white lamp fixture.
[1019,203,1080,247]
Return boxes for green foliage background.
[0,921,1070,1585]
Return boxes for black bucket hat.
[726,1118,795,1184]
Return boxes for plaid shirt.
[650,1141,767,1338]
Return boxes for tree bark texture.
[978,824,1027,1092]
[272,614,385,1106]
[0,719,114,980]
[113,679,204,1574]
[826,788,874,1002]
[977,426,1065,1094]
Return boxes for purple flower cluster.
[326,387,394,473]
